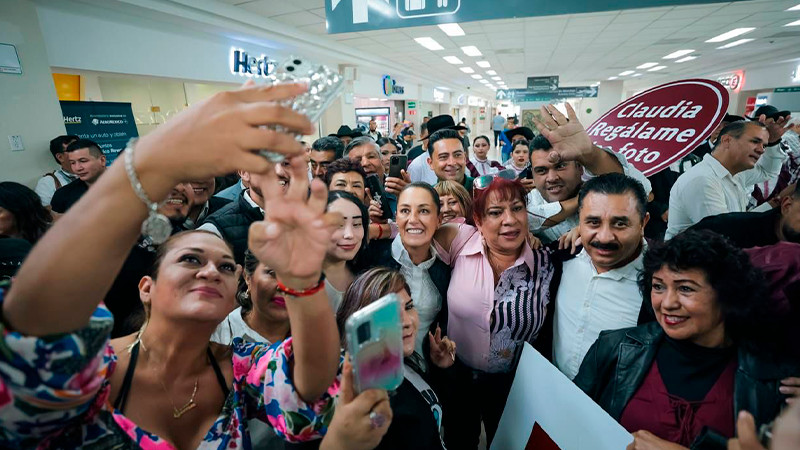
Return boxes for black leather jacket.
[573,322,797,450]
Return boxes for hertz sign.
[230,48,275,78]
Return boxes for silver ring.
[369,411,386,429]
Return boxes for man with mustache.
[551,173,651,380]
[526,135,652,244]
[199,160,294,263]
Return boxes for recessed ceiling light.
[460,67,475,73]
[785,19,800,26]
[414,37,444,51]
[476,61,491,68]
[648,65,667,71]
[631,73,642,77]
[663,49,695,59]
[479,79,489,84]
[461,46,482,56]
[706,27,755,43]
[619,70,635,76]
[443,56,464,64]
[435,86,451,91]
[486,70,497,75]
[717,38,754,49]
[471,74,483,79]
[491,76,502,80]
[675,56,697,63]
[487,85,496,89]
[607,76,619,80]
[789,4,800,10]
[637,62,659,69]
[438,23,465,36]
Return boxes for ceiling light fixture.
[590,82,600,87]
[631,73,642,77]
[648,65,667,71]
[717,38,754,49]
[706,27,755,43]
[471,74,483,79]
[438,23,465,36]
[785,19,800,26]
[675,55,697,63]
[607,76,618,80]
[476,61,491,68]
[636,62,659,69]
[460,67,475,73]
[663,49,695,59]
[461,46,482,56]
[491,76,502,80]
[787,3,800,10]
[443,56,464,64]
[486,70,497,75]
[619,70,635,76]
[479,80,489,84]
[414,37,444,51]
[435,86,451,91]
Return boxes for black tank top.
[113,341,230,413]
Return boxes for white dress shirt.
[526,148,652,244]
[198,190,263,236]
[391,235,442,355]
[553,242,646,380]
[34,168,77,207]
[407,152,439,185]
[665,144,786,239]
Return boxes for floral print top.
[0,286,337,449]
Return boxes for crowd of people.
[0,81,799,450]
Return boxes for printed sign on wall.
[585,79,729,177]
[60,101,139,165]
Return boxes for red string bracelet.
[276,278,326,297]
[376,224,384,240]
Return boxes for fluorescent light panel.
[486,70,497,75]
[461,45,482,56]
[438,23,465,36]
[631,73,642,77]
[443,56,463,64]
[460,67,474,73]
[619,70,635,76]
[785,19,800,26]
[435,86,451,90]
[471,74,483,79]
[608,76,618,80]
[648,65,667,71]
[706,27,755,43]
[675,55,697,63]
[414,37,444,51]
[476,61,491,68]
[789,4,800,10]
[717,38,753,49]
[663,49,695,59]
[637,62,659,69]
[491,76,502,80]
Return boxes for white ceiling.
[217,0,800,97]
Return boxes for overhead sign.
[585,79,729,177]
[527,76,559,92]
[496,86,598,102]
[382,75,405,96]
[60,101,139,165]
[775,86,800,93]
[716,71,743,93]
[230,48,275,78]
[325,0,747,34]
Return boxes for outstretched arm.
[3,83,312,336]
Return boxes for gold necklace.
[159,377,199,419]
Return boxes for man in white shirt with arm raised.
[666,117,792,239]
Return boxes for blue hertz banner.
[325,0,748,34]
[60,101,138,165]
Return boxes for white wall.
[0,0,67,187]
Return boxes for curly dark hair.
[323,158,368,189]
[0,182,52,244]
[638,230,768,344]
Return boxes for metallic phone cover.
[345,293,404,394]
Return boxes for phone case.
[259,56,344,161]
[389,155,407,179]
[345,293,404,394]
[366,174,393,220]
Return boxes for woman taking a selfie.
[0,83,386,449]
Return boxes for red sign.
[586,79,729,177]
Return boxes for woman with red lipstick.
[336,267,458,450]
[0,83,369,449]
[574,231,799,450]
[323,190,370,312]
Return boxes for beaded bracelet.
[276,278,326,297]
